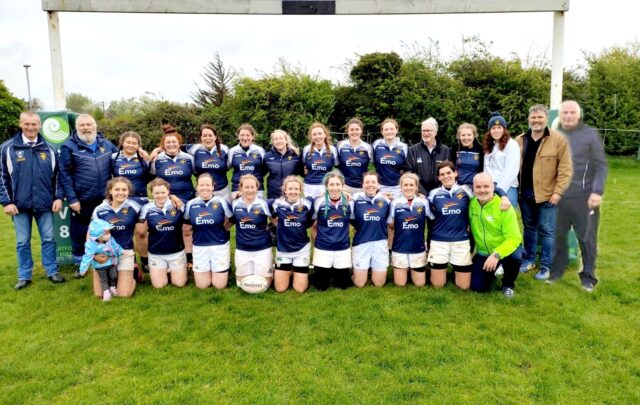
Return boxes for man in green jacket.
[469,173,523,297]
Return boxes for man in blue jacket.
[58,114,117,275]
[0,112,65,289]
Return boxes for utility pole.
[23,64,33,110]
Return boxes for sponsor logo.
[109,218,126,231]
[380,154,396,165]
[402,216,419,229]
[284,215,302,227]
[164,165,184,176]
[155,219,175,231]
[442,202,461,215]
[363,209,381,221]
[327,213,344,228]
[202,158,220,169]
[311,159,327,171]
[346,156,361,167]
[239,217,256,229]
[239,159,254,171]
[118,163,137,175]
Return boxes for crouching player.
[426,162,474,289]
[271,176,313,293]
[469,173,522,297]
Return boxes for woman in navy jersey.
[264,130,301,199]
[231,174,273,286]
[426,161,474,290]
[302,122,339,199]
[455,123,484,187]
[91,177,142,297]
[351,172,391,288]
[149,124,196,268]
[372,118,408,196]
[311,171,353,290]
[184,174,234,290]
[228,124,266,198]
[271,175,313,293]
[186,124,231,201]
[388,172,429,287]
[139,178,187,288]
[337,118,373,194]
[111,131,151,276]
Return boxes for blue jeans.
[13,210,58,280]
[519,188,558,270]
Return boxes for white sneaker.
[495,265,504,276]
[102,290,112,302]
[109,287,118,297]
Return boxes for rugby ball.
[238,275,269,294]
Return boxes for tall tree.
[0,80,26,142]
[66,92,95,113]
[192,53,236,108]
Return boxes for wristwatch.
[493,252,501,259]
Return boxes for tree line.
[1,39,639,154]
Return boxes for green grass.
[1,157,639,404]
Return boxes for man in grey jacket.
[549,100,608,292]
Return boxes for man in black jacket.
[405,117,451,196]
[549,100,608,292]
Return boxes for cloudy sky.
[1,0,638,110]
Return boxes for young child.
[79,219,124,301]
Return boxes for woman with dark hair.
[337,118,373,194]
[186,124,231,201]
[91,177,142,297]
[264,129,302,199]
[302,122,339,199]
[483,112,520,208]
[228,124,266,198]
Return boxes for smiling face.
[238,129,254,148]
[240,178,258,202]
[311,127,326,148]
[152,184,169,205]
[438,166,457,188]
[401,177,418,199]
[284,180,301,202]
[76,116,97,143]
[109,180,130,205]
[421,122,437,146]
[163,135,180,155]
[122,136,140,156]
[272,132,288,153]
[489,124,504,140]
[459,128,475,148]
[382,122,398,140]
[196,176,214,200]
[347,123,363,142]
[19,114,41,141]
[528,110,548,133]
[473,174,495,204]
[559,101,581,130]
[326,176,344,200]
[201,128,217,149]
[362,174,379,197]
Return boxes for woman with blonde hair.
[372,118,408,196]
[302,122,339,199]
[264,129,302,199]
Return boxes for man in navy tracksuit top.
[58,114,117,272]
[0,112,65,289]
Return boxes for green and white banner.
[39,111,77,265]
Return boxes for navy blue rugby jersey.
[231,197,272,251]
[186,143,230,191]
[227,144,266,192]
[336,140,373,188]
[184,196,233,246]
[111,151,150,198]
[149,151,195,202]
[139,199,185,255]
[271,197,313,253]
[372,138,408,187]
[456,148,482,187]
[92,199,142,250]
[350,192,390,246]
[388,195,430,254]
[312,196,353,251]
[302,144,339,185]
[264,147,301,199]
[427,184,473,242]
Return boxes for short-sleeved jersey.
[227,144,266,192]
[186,143,230,191]
[271,197,313,253]
[456,148,482,187]
[372,138,408,187]
[139,199,185,255]
[388,195,429,254]
[313,196,353,251]
[231,197,272,251]
[149,151,195,202]
[302,144,339,185]
[336,140,373,188]
[184,196,233,246]
[92,199,142,250]
[111,151,150,198]
[264,148,301,199]
[427,184,473,242]
[350,192,390,246]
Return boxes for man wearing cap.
[0,112,65,289]
[59,114,118,276]
[515,104,573,280]
[549,100,607,292]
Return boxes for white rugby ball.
[238,275,269,294]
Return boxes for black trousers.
[70,199,103,259]
[470,248,522,292]
[552,196,600,285]
[96,265,117,291]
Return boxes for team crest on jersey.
[170,209,177,216]
[377,201,384,207]
[213,203,219,209]
[297,204,304,212]
[416,206,423,213]
[394,148,401,154]
[99,146,105,153]
[39,152,48,160]
[121,208,129,215]
[359,150,365,155]
[180,159,187,164]
[473,155,479,160]
[288,156,292,160]
[253,208,261,215]
[16,150,25,162]
[456,192,465,200]
[252,153,258,159]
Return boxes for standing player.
[302,123,339,199]
[337,118,373,194]
[228,124,266,198]
[373,118,407,196]
[350,172,391,288]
